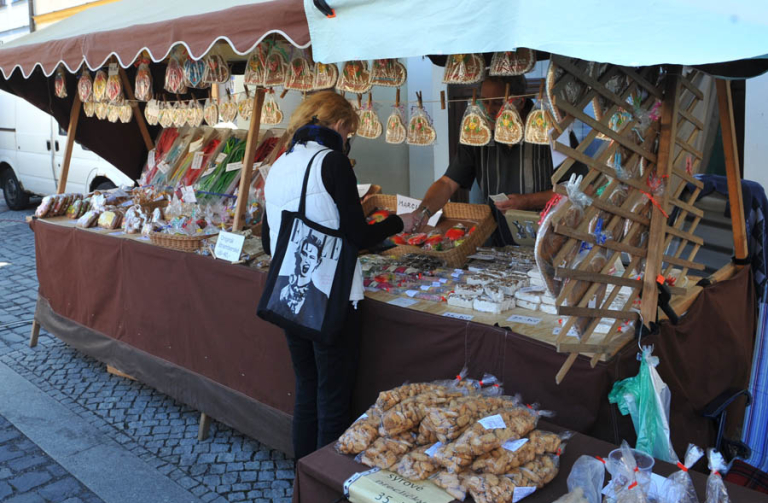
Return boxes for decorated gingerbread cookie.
[285,57,314,92]
[262,93,283,125]
[524,105,553,145]
[407,109,437,146]
[219,97,238,123]
[494,102,524,145]
[245,49,266,86]
[358,107,383,139]
[337,60,373,94]
[77,72,92,103]
[203,98,218,126]
[443,54,485,84]
[313,62,339,90]
[490,48,536,76]
[263,52,288,87]
[371,59,407,87]
[386,109,407,144]
[459,104,492,146]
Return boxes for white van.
[0,90,134,210]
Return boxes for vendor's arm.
[322,151,405,249]
[495,189,554,213]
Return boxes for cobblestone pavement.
[0,197,295,503]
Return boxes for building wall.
[0,0,30,43]
[744,73,768,191]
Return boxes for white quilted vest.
[264,141,364,305]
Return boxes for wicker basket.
[362,194,496,268]
[149,232,212,252]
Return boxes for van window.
[58,126,91,151]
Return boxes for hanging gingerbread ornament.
[119,104,133,124]
[184,57,208,89]
[285,57,314,92]
[93,70,108,102]
[263,51,288,87]
[164,48,187,94]
[442,54,485,84]
[106,66,123,103]
[95,102,108,120]
[357,95,382,139]
[489,49,536,76]
[107,104,120,123]
[524,103,553,145]
[262,91,283,125]
[203,98,219,126]
[238,90,253,120]
[77,72,93,103]
[337,60,372,94]
[494,100,525,145]
[144,99,160,126]
[407,92,436,146]
[459,100,492,146]
[219,95,238,123]
[158,102,174,128]
[313,62,338,90]
[244,47,267,86]
[370,59,407,87]
[171,102,187,128]
[54,67,68,99]
[135,55,153,102]
[83,98,96,118]
[386,109,406,144]
[203,52,230,84]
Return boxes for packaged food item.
[164,49,187,94]
[386,108,407,144]
[93,70,108,102]
[238,93,253,120]
[371,59,407,87]
[367,209,390,224]
[187,100,204,127]
[495,100,524,145]
[119,104,133,124]
[144,99,160,126]
[490,49,536,76]
[78,197,91,218]
[524,103,553,145]
[106,104,120,123]
[263,50,288,87]
[35,196,54,218]
[135,56,153,102]
[245,47,267,85]
[158,101,174,128]
[203,98,219,126]
[391,233,408,245]
[407,107,437,146]
[98,210,122,230]
[357,432,416,469]
[423,233,444,251]
[106,68,122,103]
[337,60,372,94]
[66,199,82,219]
[77,210,99,228]
[446,225,467,241]
[379,388,465,437]
[218,96,237,123]
[77,72,93,103]
[375,382,452,411]
[460,103,492,146]
[705,449,730,503]
[184,57,208,89]
[83,99,96,118]
[431,470,470,501]
[336,408,382,455]
[453,407,541,457]
[358,104,383,140]
[443,54,485,84]
[506,452,561,488]
[95,102,108,120]
[54,67,67,98]
[285,57,314,92]
[313,62,338,90]
[393,444,441,481]
[471,430,568,475]
[422,395,513,444]
[52,194,71,216]
[203,52,230,84]
[566,455,605,503]
[407,233,428,246]
[660,444,703,503]
[433,442,475,473]
[262,92,283,125]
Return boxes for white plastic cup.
[608,447,655,494]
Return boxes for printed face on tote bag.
[266,218,341,331]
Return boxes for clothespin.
[440,90,446,110]
[357,94,363,109]
[244,85,250,98]
[367,92,373,108]
[395,88,401,108]
[472,88,477,106]
[416,91,423,109]
[280,89,289,99]
[504,83,510,102]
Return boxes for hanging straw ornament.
[370,59,407,87]
[313,62,338,90]
[184,57,208,89]
[219,94,238,123]
[238,88,254,120]
[95,102,109,120]
[203,98,218,126]
[83,98,96,118]
[244,47,267,85]
[106,66,123,103]
[459,92,492,146]
[119,103,133,124]
[489,48,536,76]
[135,54,153,102]
[262,90,283,125]
[203,51,230,84]
[144,99,160,126]
[337,60,372,94]
[77,72,93,103]
[357,94,382,139]
[263,49,288,87]
[407,92,437,146]
[164,49,187,94]
[93,70,108,102]
[442,54,485,84]
[54,67,68,99]
[285,57,314,92]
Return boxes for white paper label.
[108,63,118,75]
[405,290,419,298]
[513,487,536,502]
[226,161,243,172]
[490,193,508,203]
[502,438,529,452]
[147,149,156,168]
[395,194,442,227]
[454,269,464,274]
[432,282,442,287]
[357,183,371,199]
[157,161,171,174]
[507,314,542,325]
[388,297,419,308]
[191,151,204,170]
[202,165,216,178]
[443,312,473,321]
[182,186,197,204]
[451,272,461,278]
[553,327,579,337]
[425,442,443,458]
[439,278,448,284]
[420,285,431,291]
[214,231,245,262]
[216,153,227,164]
[478,414,506,430]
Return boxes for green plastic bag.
[609,346,679,463]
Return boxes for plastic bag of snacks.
[35,195,54,218]
[393,443,442,481]
[407,107,437,146]
[356,432,416,469]
[55,67,68,98]
[204,52,230,84]
[432,442,475,473]
[379,387,466,437]
[313,62,338,90]
[376,382,455,412]
[164,48,187,94]
[93,70,108,102]
[77,72,93,102]
[705,449,730,503]
[421,395,514,444]
[452,406,545,457]
[459,103,492,146]
[106,67,122,103]
[336,408,382,455]
[660,444,704,503]
[135,56,153,102]
[119,103,133,124]
[611,443,650,503]
[430,470,470,501]
[565,455,605,503]
[471,430,570,475]
[77,210,99,228]
[83,98,96,118]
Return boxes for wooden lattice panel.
[537,58,713,383]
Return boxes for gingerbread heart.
[460,112,491,146]
[358,108,383,139]
[524,107,552,145]
[54,68,67,99]
[263,52,287,87]
[203,53,230,84]
[188,100,204,127]
[489,48,536,76]
[83,99,96,118]
[238,95,253,120]
[203,98,218,126]
[219,99,238,123]
[95,102,108,120]
[494,107,524,145]
[262,94,283,125]
[158,103,173,128]
[144,99,159,126]
[78,73,93,103]
[442,54,485,84]
[119,104,133,124]
[407,111,437,146]
[107,104,120,123]
[313,62,339,90]
[93,70,107,102]
[285,57,314,92]
[385,110,406,144]
[337,60,372,94]
[171,102,187,127]
[245,50,266,85]
[371,59,407,87]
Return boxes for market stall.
[0,0,761,480]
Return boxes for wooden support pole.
[56,95,82,194]
[716,79,749,266]
[198,412,212,441]
[232,89,266,231]
[640,67,681,324]
[29,319,40,348]
[119,67,154,152]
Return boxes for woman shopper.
[261,91,414,459]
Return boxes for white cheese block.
[541,294,556,306]
[484,285,506,302]
[540,304,558,315]
[447,294,475,310]
[466,275,494,286]
[516,299,540,311]
[454,283,484,298]
[473,296,515,314]
[515,290,542,303]
[529,276,545,287]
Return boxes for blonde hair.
[287,91,360,136]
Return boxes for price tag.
[431,282,442,287]
[502,438,529,452]
[553,327,579,337]
[405,290,419,298]
[490,193,508,203]
[191,151,204,170]
[443,312,473,321]
[425,442,443,457]
[108,62,118,75]
[202,165,216,178]
[226,161,243,172]
[507,314,542,326]
[147,149,156,168]
[454,269,464,275]
[478,414,506,430]
[388,297,419,308]
[420,285,431,291]
[439,278,448,284]
[157,161,171,174]
[216,153,227,164]
[513,487,537,502]
[346,469,454,503]
[214,231,245,262]
[182,186,197,204]
[395,194,442,227]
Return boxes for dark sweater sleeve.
[261,208,271,256]
[321,151,403,250]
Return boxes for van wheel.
[94,180,116,191]
[1,170,30,211]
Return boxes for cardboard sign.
[214,231,245,262]
[226,161,243,172]
[507,314,542,326]
[396,194,442,227]
[388,297,419,308]
[346,469,454,503]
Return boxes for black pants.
[284,304,361,460]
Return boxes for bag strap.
[298,149,330,217]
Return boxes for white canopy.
[304,0,768,66]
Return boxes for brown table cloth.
[32,219,756,456]
[294,425,768,503]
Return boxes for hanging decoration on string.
[459,90,492,146]
[370,59,407,88]
[158,101,173,128]
[525,85,553,145]
[118,103,133,124]
[144,99,160,126]
[95,102,108,120]
[187,99,204,127]
[262,90,284,125]
[54,67,67,99]
[135,53,153,102]
[495,100,525,145]
[245,46,267,86]
[357,93,383,139]
[93,70,108,102]
[442,54,485,84]
[164,48,187,94]
[172,101,187,127]
[107,101,121,123]
[407,91,436,146]
[203,50,230,84]
[385,89,406,144]
[337,60,373,94]
[77,72,93,103]
[238,87,254,120]
[313,62,338,90]
[489,48,536,76]
[83,98,96,118]
[184,56,209,89]
[219,93,238,123]
[285,56,314,92]
[106,64,123,103]
[263,45,289,87]
[203,97,218,126]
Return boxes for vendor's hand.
[398,212,419,234]
[494,194,528,214]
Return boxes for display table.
[294,425,768,503]
[31,218,756,456]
